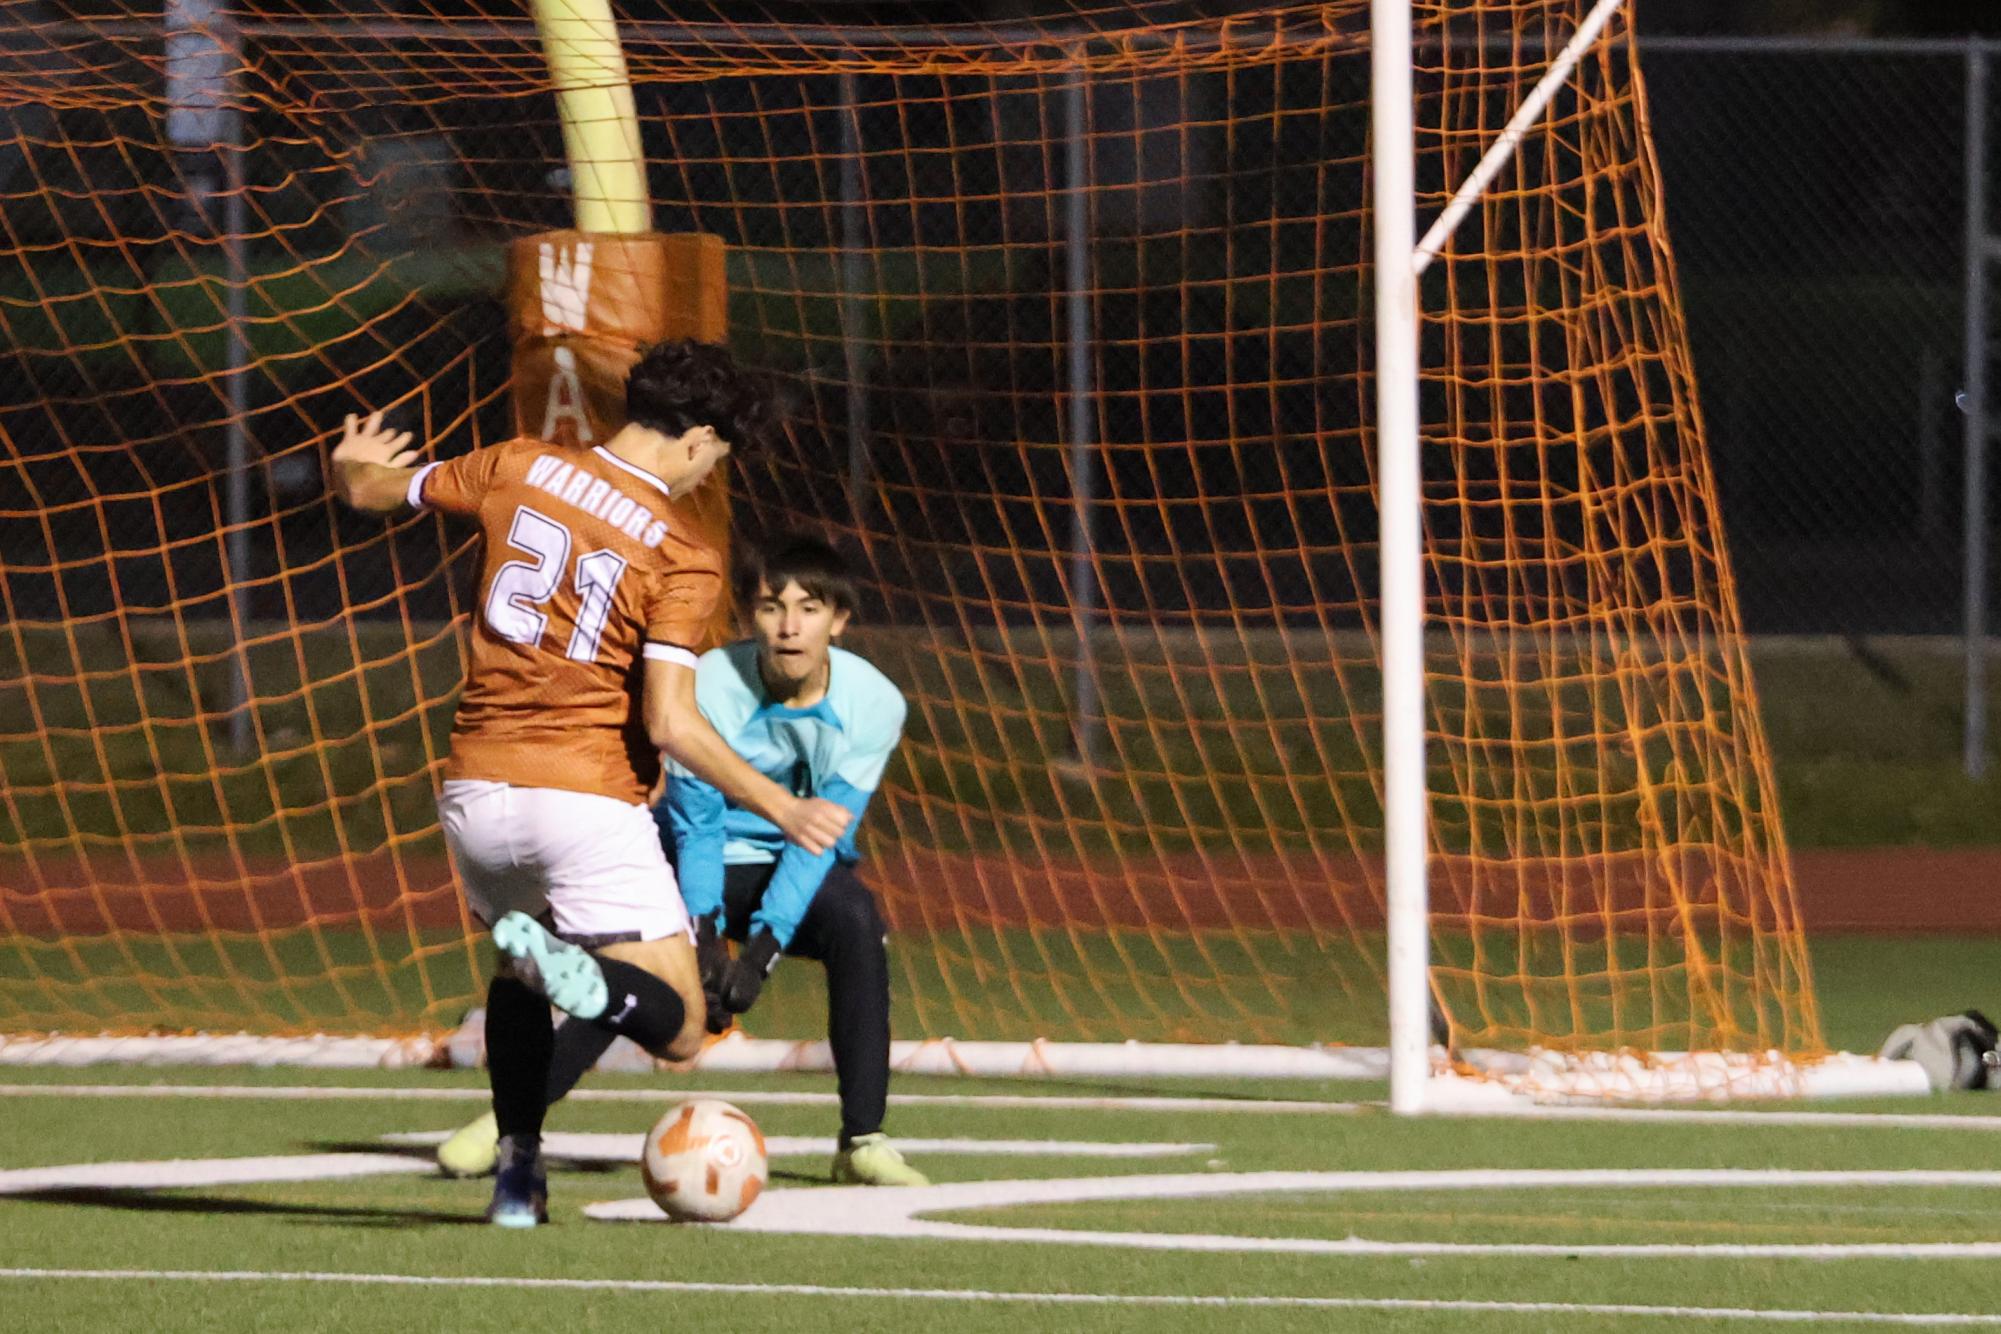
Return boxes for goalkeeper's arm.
[712,779,872,1013]
[658,773,734,1028]
[748,777,875,950]
[660,773,727,923]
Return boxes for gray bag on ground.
[1878,1010,2001,1091]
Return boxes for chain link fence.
[1643,37,1990,640]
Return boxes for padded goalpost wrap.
[0,0,1900,1098]
[506,230,729,449]
[504,228,737,644]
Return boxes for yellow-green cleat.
[436,1109,500,1178]
[832,1133,929,1187]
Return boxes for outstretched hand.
[778,796,851,857]
[333,411,419,470]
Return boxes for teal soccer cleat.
[492,911,609,1021]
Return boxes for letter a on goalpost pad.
[505,228,734,645]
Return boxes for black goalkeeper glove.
[695,914,732,1033]
[718,929,782,1017]
[695,913,729,991]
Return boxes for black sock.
[544,1018,619,1106]
[486,973,554,1143]
[588,955,686,1055]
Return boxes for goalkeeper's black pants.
[721,861,893,1146]
[541,861,893,1146]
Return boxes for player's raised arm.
[330,410,422,514]
[643,655,851,856]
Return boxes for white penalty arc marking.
[1,1268,1999,1325]
[381,1131,1214,1162]
[0,1154,433,1196]
[0,1083,1356,1116]
[12,1151,2001,1268]
[0,1138,1211,1198]
[589,1167,2001,1260]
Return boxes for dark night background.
[1648,0,2001,36]
[1,0,1995,638]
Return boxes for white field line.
[1457,1105,2001,1131]
[11,1150,2001,1267]
[0,1154,432,1195]
[0,1083,1356,1115]
[584,1166,2001,1261]
[0,1142,1209,1197]
[380,1131,1213,1161]
[17,1082,2001,1134]
[1,1267,1999,1324]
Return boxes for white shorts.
[438,780,692,944]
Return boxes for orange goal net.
[0,0,1821,1066]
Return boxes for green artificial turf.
[5,1068,2001,1331]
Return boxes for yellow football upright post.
[532,0,648,235]
[515,0,735,644]
[517,0,731,447]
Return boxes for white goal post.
[1366,0,1929,1112]
[1373,0,1636,1117]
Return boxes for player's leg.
[593,930,707,1058]
[528,861,772,1116]
[442,819,713,1179]
[539,1018,618,1106]
[483,956,555,1225]
[790,865,891,1145]
[785,864,927,1186]
[434,943,671,1181]
[719,861,767,946]
[523,931,699,1128]
[440,786,706,1190]
[437,780,552,1223]
[490,923,705,1057]
[488,787,706,1055]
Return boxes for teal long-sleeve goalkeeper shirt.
[655,641,905,948]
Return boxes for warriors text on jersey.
[408,437,721,805]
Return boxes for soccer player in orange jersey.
[330,339,849,1227]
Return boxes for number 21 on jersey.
[483,506,628,663]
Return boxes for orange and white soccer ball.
[640,1097,768,1222]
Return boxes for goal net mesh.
[0,0,1821,1067]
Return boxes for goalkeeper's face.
[750,578,850,696]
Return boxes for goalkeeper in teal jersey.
[436,535,926,1187]
[659,535,924,1185]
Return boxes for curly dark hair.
[624,338,773,448]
